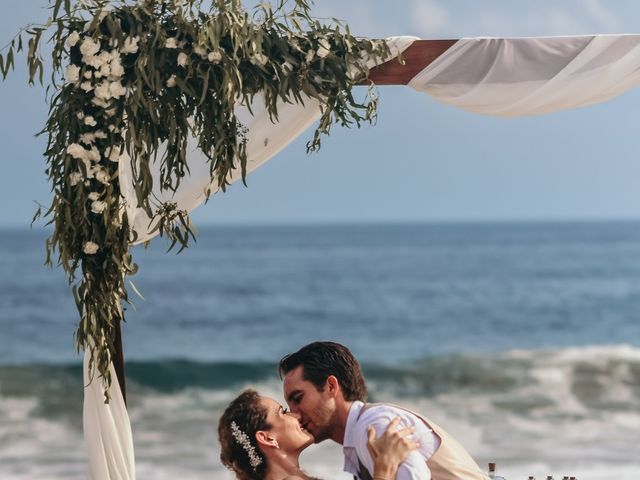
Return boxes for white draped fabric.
[91,34,640,478]
[83,350,135,480]
[409,34,640,116]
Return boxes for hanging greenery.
[0,0,390,400]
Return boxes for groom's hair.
[278,341,367,402]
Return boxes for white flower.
[122,36,139,54]
[80,133,96,144]
[316,40,331,59]
[84,116,97,127]
[66,31,81,48]
[88,191,100,201]
[87,147,101,162]
[92,97,110,108]
[67,143,87,160]
[94,131,107,139]
[66,64,80,83]
[99,62,111,78]
[105,146,121,162]
[91,200,107,214]
[80,81,94,92]
[109,81,126,99]
[77,112,85,120]
[207,50,222,63]
[95,168,110,185]
[83,71,93,79]
[250,53,268,66]
[105,108,117,117]
[165,37,178,49]
[80,38,101,58]
[94,81,112,100]
[194,46,207,58]
[109,57,125,78]
[166,75,176,88]
[83,241,99,255]
[177,52,189,67]
[305,49,315,62]
[69,172,83,186]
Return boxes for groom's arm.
[354,409,436,480]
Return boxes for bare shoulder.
[282,476,306,480]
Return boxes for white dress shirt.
[343,401,441,480]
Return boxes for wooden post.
[114,319,127,406]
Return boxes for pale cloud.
[410,0,450,36]
[407,0,620,38]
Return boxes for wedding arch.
[3,0,640,478]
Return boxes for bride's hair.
[218,389,271,480]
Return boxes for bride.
[218,389,417,480]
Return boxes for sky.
[2,0,640,227]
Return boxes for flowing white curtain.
[409,34,640,116]
[84,350,135,480]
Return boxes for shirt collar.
[343,400,364,448]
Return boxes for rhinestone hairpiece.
[231,421,263,470]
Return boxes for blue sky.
[2,0,640,227]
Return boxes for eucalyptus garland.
[0,0,390,400]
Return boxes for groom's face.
[283,365,335,443]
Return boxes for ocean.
[1,221,639,479]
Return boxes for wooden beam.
[114,319,127,406]
[366,39,457,85]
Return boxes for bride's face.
[259,396,314,453]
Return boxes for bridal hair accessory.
[231,421,263,469]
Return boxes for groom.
[279,341,489,480]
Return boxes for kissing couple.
[218,342,489,480]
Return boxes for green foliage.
[1,0,390,400]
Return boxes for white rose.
[77,112,85,120]
[94,81,112,100]
[80,38,101,58]
[105,146,121,162]
[250,53,268,66]
[91,200,107,214]
[83,71,93,79]
[177,52,189,67]
[92,97,110,108]
[69,172,83,186]
[165,37,178,49]
[88,191,100,201]
[87,147,101,162]
[67,143,87,160]
[66,64,81,83]
[66,31,81,48]
[109,57,124,78]
[80,81,93,92]
[207,50,222,63]
[194,46,207,58]
[305,49,315,62]
[80,133,95,144]
[166,75,176,88]
[122,36,139,54]
[109,81,126,99]
[94,131,107,139]
[95,168,110,185]
[99,62,111,78]
[83,241,99,255]
[84,116,97,127]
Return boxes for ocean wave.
[1,345,639,479]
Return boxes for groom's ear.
[326,375,340,398]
